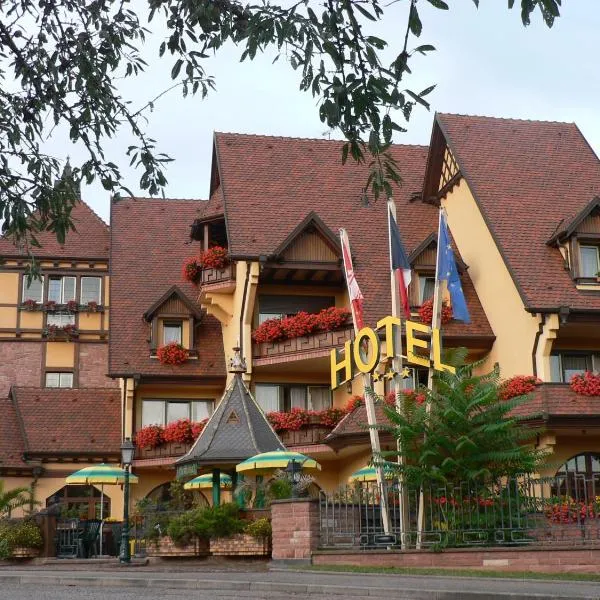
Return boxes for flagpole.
[339,229,391,538]
[416,207,446,548]
[387,198,408,549]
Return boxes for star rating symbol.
[372,371,383,382]
[401,367,412,379]
[384,370,396,381]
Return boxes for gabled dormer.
[422,121,462,203]
[143,286,203,356]
[547,197,600,285]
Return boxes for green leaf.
[425,0,449,9]
[409,3,422,37]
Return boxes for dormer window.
[418,275,435,305]
[580,245,600,279]
[163,321,183,345]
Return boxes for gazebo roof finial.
[228,346,247,374]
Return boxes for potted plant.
[182,256,202,284]
[86,300,100,312]
[66,300,79,313]
[0,519,43,559]
[156,342,189,365]
[63,324,79,338]
[200,246,229,270]
[43,300,57,312]
[43,324,59,340]
[21,298,38,311]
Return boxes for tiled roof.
[109,197,226,378]
[10,387,121,455]
[436,114,600,311]
[0,201,110,260]
[0,397,28,469]
[177,374,284,467]
[214,133,493,337]
[326,403,390,441]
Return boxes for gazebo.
[176,347,285,505]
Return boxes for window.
[385,367,429,393]
[552,453,600,503]
[48,276,76,303]
[580,246,600,278]
[22,276,44,303]
[141,399,213,426]
[254,383,331,413]
[80,277,102,304]
[163,322,182,345]
[45,372,74,388]
[47,311,75,327]
[258,295,335,324]
[550,352,599,382]
[418,276,435,305]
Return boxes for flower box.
[278,423,333,446]
[146,536,209,557]
[11,546,40,559]
[134,441,193,460]
[210,534,271,557]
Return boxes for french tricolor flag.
[389,208,412,318]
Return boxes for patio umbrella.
[348,464,396,483]
[236,451,321,474]
[184,473,232,490]
[66,464,139,556]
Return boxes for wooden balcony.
[200,263,235,289]
[134,441,193,461]
[278,423,334,447]
[252,325,353,366]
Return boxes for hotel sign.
[330,316,455,389]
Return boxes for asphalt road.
[1,568,600,600]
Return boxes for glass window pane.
[167,402,190,423]
[290,386,307,410]
[192,401,212,421]
[80,277,102,304]
[577,455,586,473]
[47,312,75,327]
[59,373,74,388]
[255,384,281,413]
[580,246,599,278]
[48,277,62,303]
[62,277,76,302]
[23,276,43,303]
[419,276,435,304]
[401,369,416,390]
[45,373,60,388]
[258,313,283,325]
[308,387,331,411]
[163,323,182,344]
[550,355,562,382]
[563,354,590,381]
[142,400,164,426]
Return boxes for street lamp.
[119,437,135,564]
[285,459,302,499]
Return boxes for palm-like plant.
[382,348,548,486]
[0,480,34,518]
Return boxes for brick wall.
[78,343,116,387]
[313,547,600,574]
[271,499,320,561]
[0,342,42,397]
[146,536,209,557]
[210,534,271,556]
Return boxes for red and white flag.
[339,228,365,331]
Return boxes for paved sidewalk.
[0,567,599,599]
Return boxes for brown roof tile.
[436,114,600,311]
[109,197,226,378]
[0,397,28,469]
[214,133,493,338]
[0,201,110,260]
[10,387,121,455]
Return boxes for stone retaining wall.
[271,499,320,561]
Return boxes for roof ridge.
[119,196,208,203]
[12,386,119,391]
[76,198,110,230]
[214,130,429,149]
[437,112,577,127]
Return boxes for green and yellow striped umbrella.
[66,464,139,485]
[236,451,321,474]
[348,464,396,483]
[184,473,232,490]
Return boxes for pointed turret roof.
[176,364,284,473]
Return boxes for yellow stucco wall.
[45,342,75,368]
[443,179,542,378]
[20,311,43,330]
[0,273,19,303]
[0,307,17,328]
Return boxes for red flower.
[345,395,364,412]
[156,342,189,365]
[316,408,347,428]
[87,300,99,312]
[418,299,452,325]
[22,298,38,311]
[191,419,208,439]
[182,256,202,284]
[499,375,542,401]
[66,300,79,312]
[135,424,164,449]
[252,307,351,344]
[163,419,195,444]
[200,246,229,270]
[570,372,600,397]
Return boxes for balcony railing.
[200,263,235,286]
[134,441,193,461]
[253,325,353,363]
[278,421,334,447]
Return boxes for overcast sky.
[46,1,600,223]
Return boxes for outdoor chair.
[81,520,102,557]
[55,519,83,558]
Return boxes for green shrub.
[0,519,43,557]
[268,478,293,500]
[244,518,272,540]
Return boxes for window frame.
[80,276,102,305]
[418,275,436,305]
[45,372,74,388]
[22,275,44,303]
[48,275,76,304]
[254,383,331,413]
[141,398,214,427]
[550,351,599,383]
[46,311,76,327]
[162,321,183,345]
[579,244,600,279]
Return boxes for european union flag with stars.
[437,211,471,323]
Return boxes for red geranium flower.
[570,372,600,397]
[418,299,452,325]
[157,342,189,365]
[499,375,542,401]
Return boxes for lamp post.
[285,459,302,499]
[119,437,135,564]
